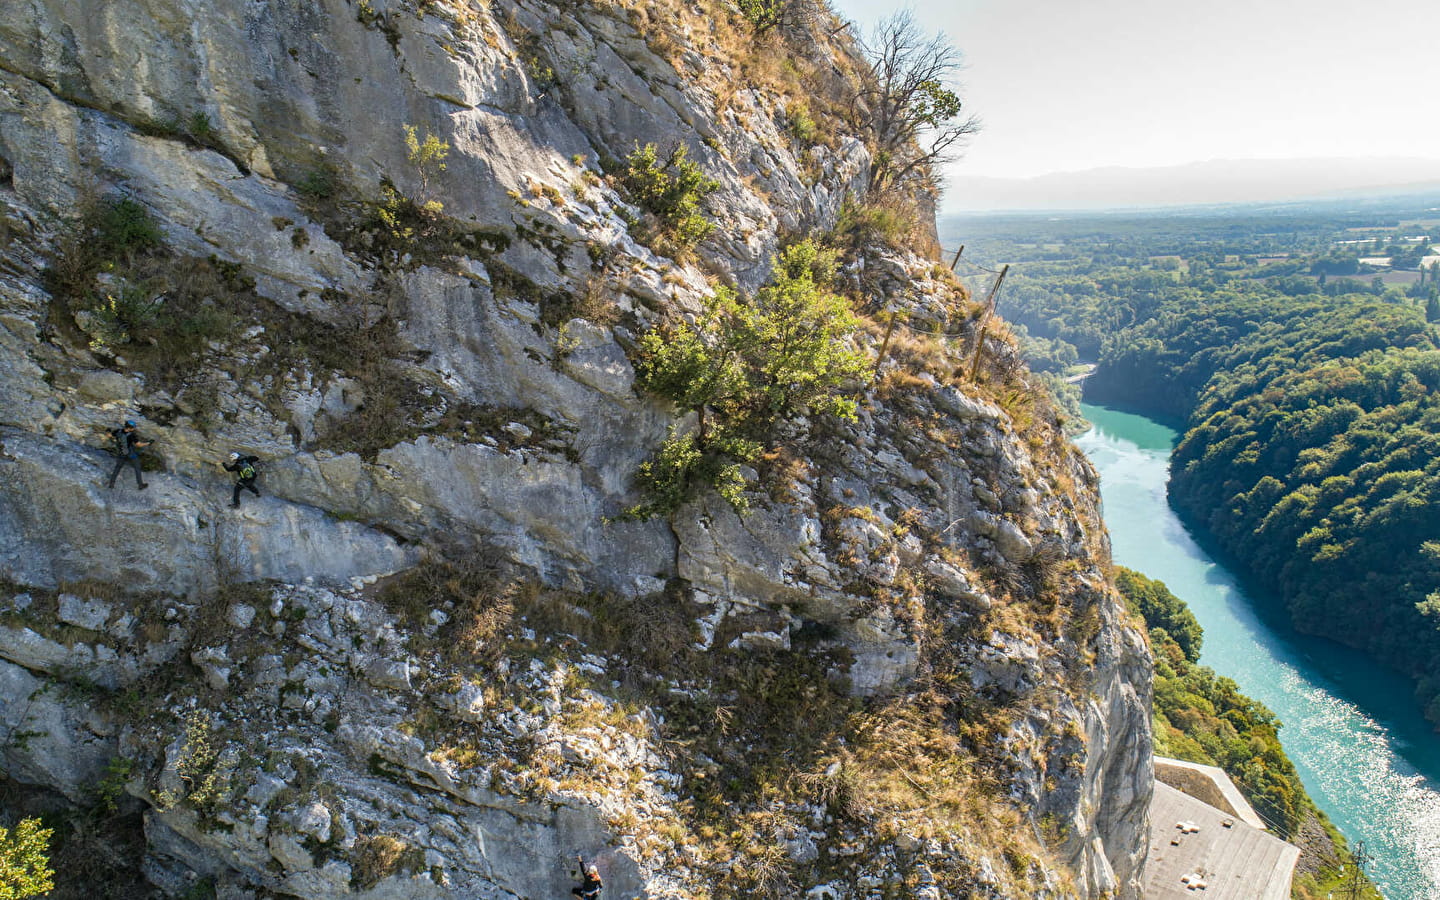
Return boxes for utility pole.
[966,264,1009,383]
[1337,840,1371,900]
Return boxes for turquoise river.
[1074,403,1440,899]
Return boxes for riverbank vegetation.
[1117,568,1381,899]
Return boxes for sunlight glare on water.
[1076,403,1440,899]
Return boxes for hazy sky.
[829,0,1440,181]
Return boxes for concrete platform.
[1144,781,1299,899]
[1155,756,1268,830]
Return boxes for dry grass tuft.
[351,833,425,889]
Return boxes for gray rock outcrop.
[0,0,1152,897]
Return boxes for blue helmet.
[124,420,136,428]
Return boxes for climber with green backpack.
[223,452,261,508]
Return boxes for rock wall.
[0,0,1151,896]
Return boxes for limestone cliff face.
[0,1,1151,897]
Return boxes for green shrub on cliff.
[370,124,450,246]
[737,0,795,34]
[618,143,718,255]
[92,196,164,259]
[628,240,865,517]
[628,428,757,520]
[45,198,238,377]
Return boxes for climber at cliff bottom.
[106,420,152,491]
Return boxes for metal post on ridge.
[871,308,900,384]
[966,263,1009,383]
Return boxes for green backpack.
[238,457,257,480]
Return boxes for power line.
[960,259,1007,276]
[866,247,1009,340]
[967,264,1010,382]
[867,309,967,346]
[863,246,1013,355]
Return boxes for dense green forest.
[1116,569,1378,899]
[941,196,1440,723]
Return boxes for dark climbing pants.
[108,455,144,488]
[233,479,260,506]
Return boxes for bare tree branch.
[854,12,981,194]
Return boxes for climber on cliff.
[571,856,603,899]
[222,452,261,508]
[106,420,151,491]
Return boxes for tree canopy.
[0,818,53,899]
[969,199,1440,724]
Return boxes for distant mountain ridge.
[947,157,1440,212]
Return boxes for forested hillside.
[1146,306,1440,721]
[1104,294,1440,723]
[1087,291,1434,419]
[948,200,1440,723]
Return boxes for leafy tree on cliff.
[736,0,812,35]
[619,143,719,256]
[629,241,865,518]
